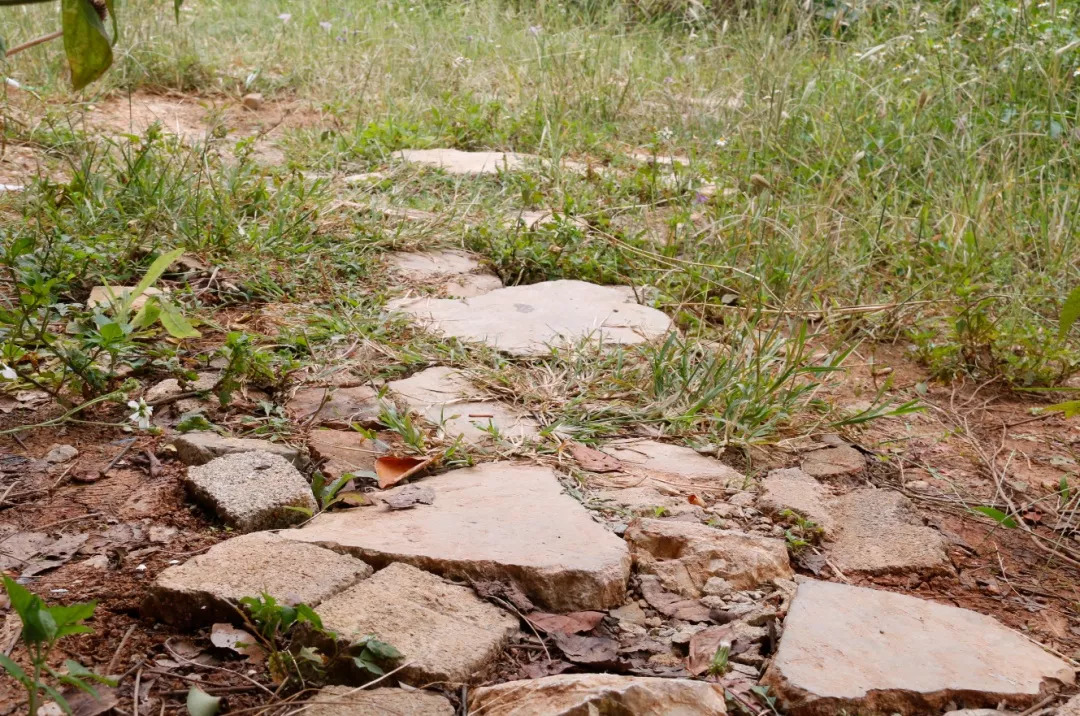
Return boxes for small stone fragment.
[311,563,517,685]
[442,273,503,298]
[173,432,302,467]
[801,444,865,478]
[397,148,535,175]
[304,686,453,716]
[758,468,835,533]
[702,577,732,597]
[761,580,1074,715]
[143,533,371,628]
[307,429,383,479]
[398,280,672,357]
[43,444,78,465]
[610,602,647,626]
[182,451,316,532]
[145,373,217,403]
[625,518,792,596]
[468,674,728,715]
[241,92,264,110]
[827,489,948,574]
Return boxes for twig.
[133,667,141,716]
[100,439,137,477]
[107,624,138,676]
[3,30,62,58]
[164,638,276,697]
[1019,694,1059,716]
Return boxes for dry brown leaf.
[374,455,433,489]
[567,442,622,473]
[687,624,735,676]
[525,610,605,635]
[552,633,619,666]
[688,494,706,507]
[210,623,267,663]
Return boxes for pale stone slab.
[624,518,792,597]
[469,674,728,715]
[183,451,316,532]
[762,580,1074,715]
[397,148,534,174]
[801,444,865,478]
[758,467,836,533]
[143,532,371,627]
[173,432,302,467]
[283,463,630,610]
[601,440,744,488]
[311,563,517,685]
[386,250,483,278]
[86,285,166,311]
[305,686,453,716]
[827,489,948,574]
[442,273,503,298]
[307,429,383,479]
[387,366,540,444]
[287,385,380,427]
[397,280,672,357]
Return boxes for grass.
[1,0,1079,450]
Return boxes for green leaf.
[352,655,384,675]
[362,637,401,661]
[3,577,54,644]
[971,505,1018,528]
[157,299,201,339]
[176,412,213,433]
[128,248,183,311]
[1062,286,1080,338]
[132,300,161,330]
[63,659,114,686]
[48,601,97,628]
[61,0,114,91]
[40,683,73,715]
[174,0,184,23]
[103,0,118,45]
[1060,475,1071,503]
[186,686,221,716]
[0,36,7,57]
[295,604,323,630]
[1047,400,1080,418]
[0,652,29,685]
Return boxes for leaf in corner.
[971,505,1017,529]
[186,686,221,716]
[374,455,433,489]
[1046,400,1080,419]
[174,0,184,22]
[1061,286,1080,338]
[61,0,114,91]
[157,299,201,339]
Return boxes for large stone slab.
[143,533,371,627]
[397,148,534,175]
[173,432,302,467]
[469,674,728,715]
[757,467,836,532]
[183,451,316,532]
[624,518,792,596]
[305,686,453,716]
[761,580,1074,715]
[287,385,380,427]
[397,280,672,357]
[386,250,484,278]
[307,429,383,479]
[600,440,744,488]
[387,366,540,444]
[311,563,517,685]
[801,443,865,478]
[283,463,630,610]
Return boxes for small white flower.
[527,25,543,37]
[715,137,728,148]
[452,56,472,69]
[657,126,674,141]
[1074,68,1080,77]
[128,398,153,430]
[278,12,292,22]
[0,364,16,381]
[319,21,332,32]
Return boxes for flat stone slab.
[762,580,1074,715]
[173,432,302,467]
[397,279,672,357]
[86,285,166,311]
[600,440,744,488]
[307,429,383,479]
[625,518,792,597]
[801,444,865,478]
[442,272,503,298]
[183,451,316,532]
[386,250,484,278]
[287,385,380,427]
[397,148,534,174]
[306,686,453,716]
[312,563,517,685]
[143,532,371,627]
[387,366,540,444]
[469,674,728,715]
[283,463,631,610]
[758,469,947,574]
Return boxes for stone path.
[145,155,1077,713]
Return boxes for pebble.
[242,92,264,110]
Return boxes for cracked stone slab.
[757,469,947,574]
[307,429,384,479]
[386,250,484,278]
[143,532,371,628]
[182,451,316,532]
[801,443,865,478]
[287,385,380,427]
[469,674,728,715]
[762,580,1074,715]
[397,148,535,175]
[305,686,453,716]
[387,366,540,444]
[283,463,631,610]
[310,563,517,686]
[624,518,792,597]
[600,440,744,488]
[173,432,302,467]
[396,279,672,357]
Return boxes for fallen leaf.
[210,623,266,663]
[687,625,735,676]
[336,490,367,507]
[374,455,433,489]
[688,494,706,507]
[552,633,619,666]
[0,532,89,576]
[567,442,622,473]
[471,578,535,613]
[637,575,710,621]
[521,659,574,679]
[525,611,605,635]
[383,484,435,510]
[186,686,222,716]
[64,687,119,716]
